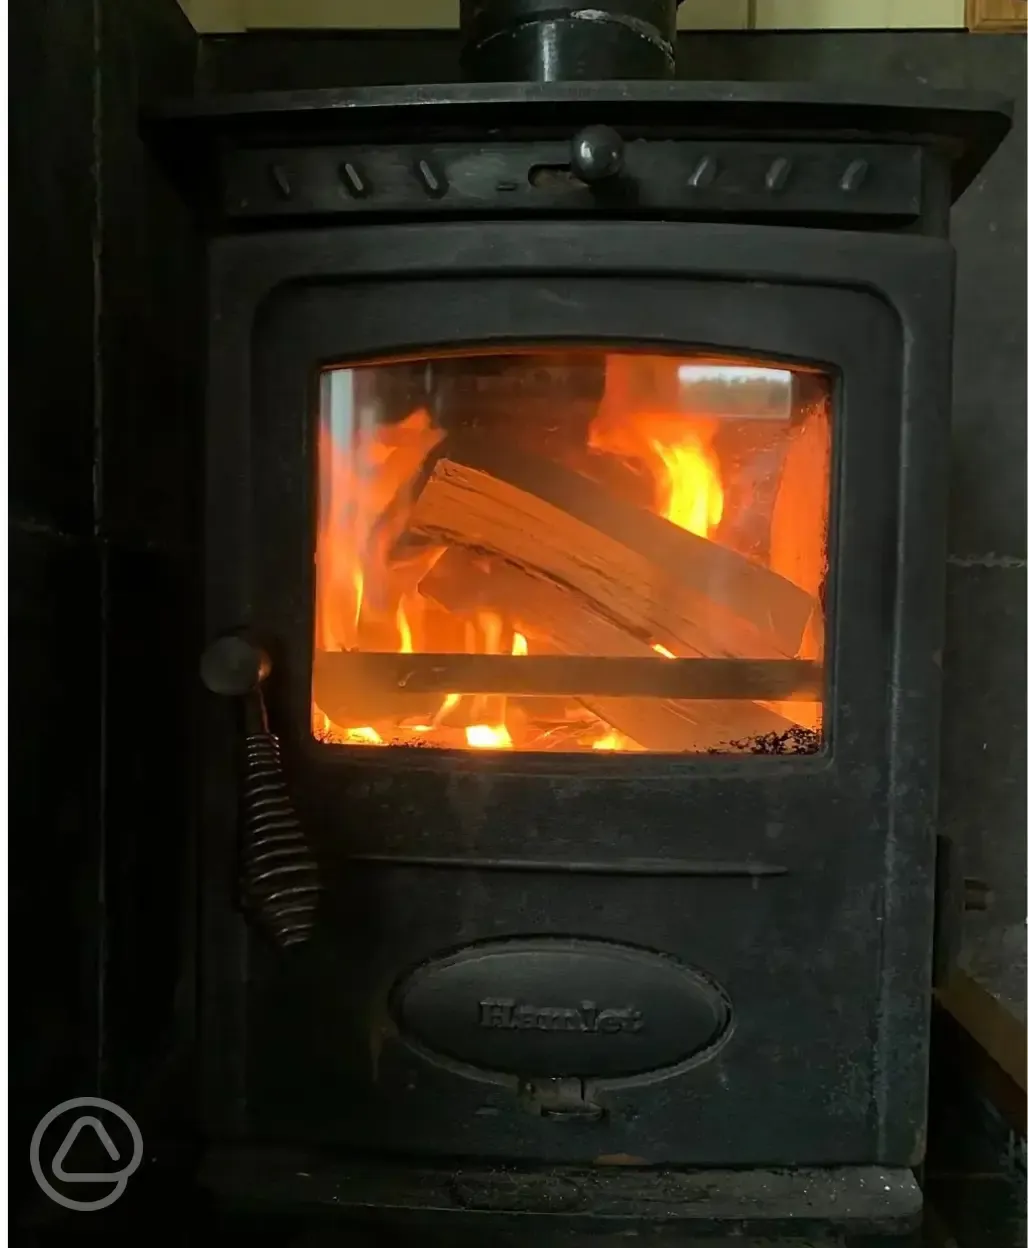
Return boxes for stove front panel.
[199,221,954,1167]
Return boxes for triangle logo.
[52,1116,121,1182]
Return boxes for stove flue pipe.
[459,0,684,82]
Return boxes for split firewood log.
[404,437,816,661]
[419,549,799,752]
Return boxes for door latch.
[519,1077,605,1122]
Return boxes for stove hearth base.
[202,1150,922,1241]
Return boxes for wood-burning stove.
[152,1,1011,1238]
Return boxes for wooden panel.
[935,968,1027,1092]
[178,0,246,32]
[966,0,1028,31]
[178,0,749,32]
[680,0,750,27]
[179,0,983,31]
[753,0,965,28]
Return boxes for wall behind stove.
[10,5,102,1221]
[10,0,201,1226]
[199,27,1028,1010]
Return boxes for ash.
[710,725,822,756]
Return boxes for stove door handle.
[201,634,320,947]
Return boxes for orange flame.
[313,706,384,746]
[464,611,516,746]
[352,567,364,634]
[591,729,642,752]
[649,435,723,538]
[465,723,514,749]
[433,692,463,727]
[588,361,723,540]
[397,595,414,654]
[316,406,442,656]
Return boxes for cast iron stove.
[152,1,1011,1239]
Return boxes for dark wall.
[10,6,101,1203]
[10,0,200,1225]
[96,0,203,1115]
[199,27,1027,1007]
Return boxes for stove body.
[154,9,1010,1235]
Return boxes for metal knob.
[200,633,270,699]
[201,634,272,734]
[570,125,625,185]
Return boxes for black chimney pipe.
[459,0,682,82]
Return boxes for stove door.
[200,221,952,1168]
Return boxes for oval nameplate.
[391,938,730,1080]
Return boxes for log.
[419,549,801,752]
[405,437,816,661]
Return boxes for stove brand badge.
[392,937,731,1080]
[478,998,643,1034]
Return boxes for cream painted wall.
[177,0,967,33]
[753,0,964,24]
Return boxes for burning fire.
[463,615,520,748]
[316,407,443,656]
[591,730,643,752]
[650,435,723,538]
[312,706,384,746]
[397,595,415,653]
[465,724,514,749]
[588,360,724,542]
[313,351,826,752]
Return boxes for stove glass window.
[312,350,831,755]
